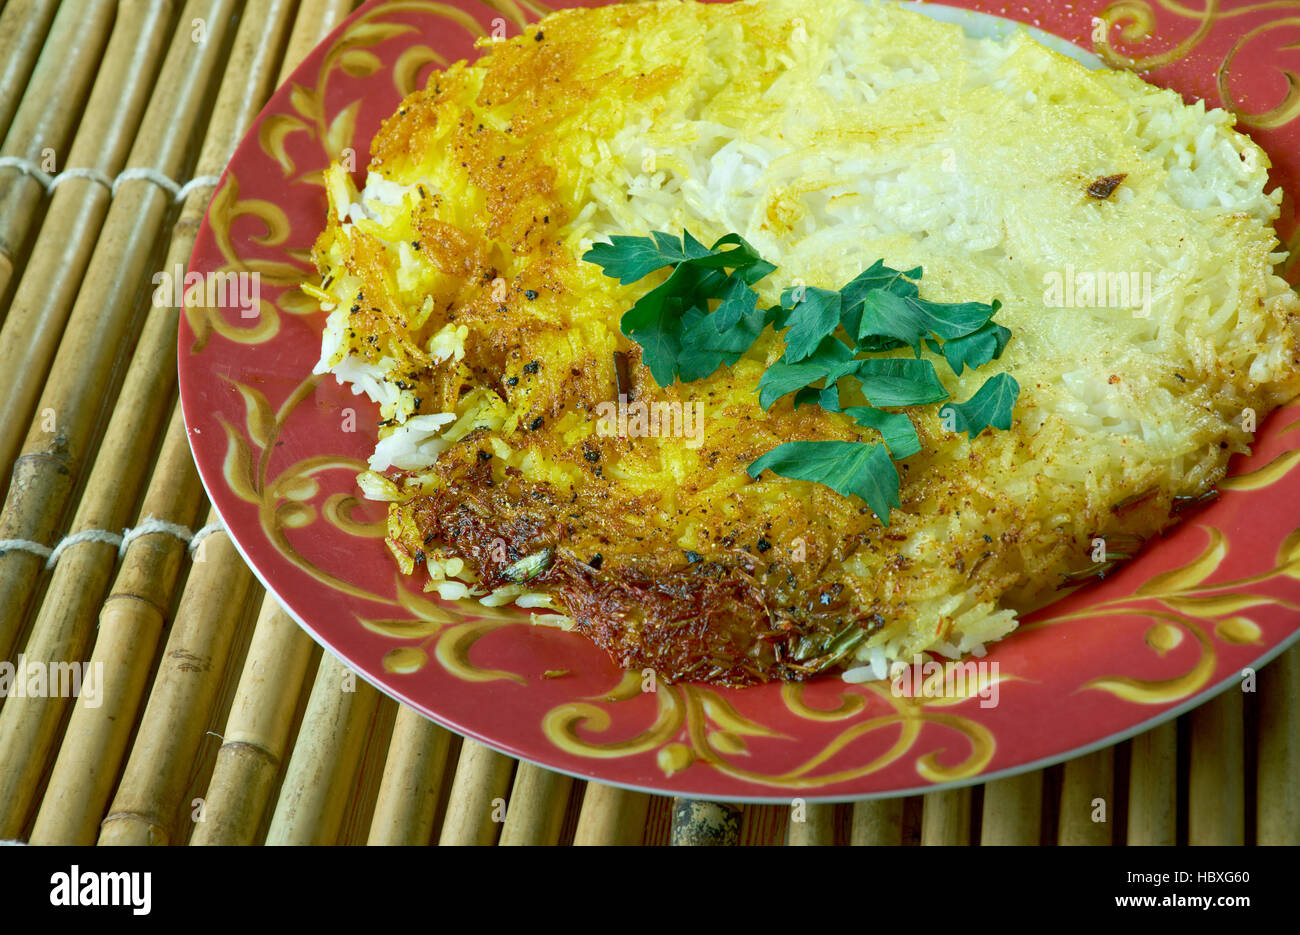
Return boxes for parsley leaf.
[843,358,950,408]
[942,372,1021,438]
[748,441,901,526]
[854,290,1000,356]
[690,233,776,280]
[839,259,921,339]
[618,267,714,385]
[838,407,922,460]
[678,294,775,382]
[758,360,843,410]
[777,286,843,363]
[583,232,699,284]
[926,321,1011,375]
[756,337,855,409]
[585,230,775,385]
[792,386,825,409]
[711,275,761,332]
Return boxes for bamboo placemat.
[0,0,1295,847]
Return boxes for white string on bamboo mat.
[0,156,219,203]
[111,167,221,201]
[0,517,226,569]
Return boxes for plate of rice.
[180,0,1300,799]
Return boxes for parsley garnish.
[748,441,901,526]
[941,371,1020,438]
[584,231,775,385]
[583,230,1020,524]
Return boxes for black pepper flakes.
[525,289,538,300]
[528,416,544,430]
[756,538,771,553]
[523,360,540,374]
[685,550,702,564]
[505,376,519,387]
[589,553,602,569]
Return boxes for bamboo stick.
[1057,748,1115,845]
[262,654,379,845]
[1126,720,1177,846]
[670,798,741,846]
[1188,688,1244,845]
[787,801,835,845]
[0,0,294,836]
[0,519,122,838]
[920,788,971,845]
[336,697,398,844]
[979,771,1043,845]
[1257,644,1299,845]
[281,0,356,79]
[0,0,240,661]
[436,738,516,845]
[850,798,903,846]
[0,0,175,488]
[96,509,255,845]
[0,0,59,146]
[0,267,180,829]
[174,591,269,845]
[26,403,203,845]
[572,783,650,845]
[365,705,454,845]
[498,762,572,846]
[188,599,315,845]
[0,0,117,304]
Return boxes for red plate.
[180,0,1300,800]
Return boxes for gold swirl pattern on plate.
[1092,0,1300,132]
[1093,0,1221,69]
[1026,500,1300,706]
[541,673,999,787]
[218,369,541,682]
[1217,15,1300,128]
[188,174,317,353]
